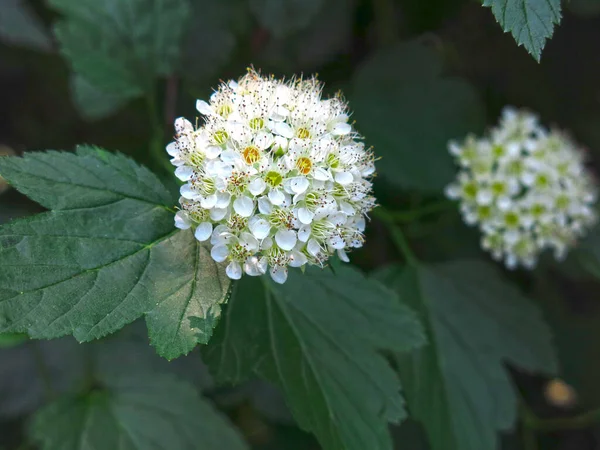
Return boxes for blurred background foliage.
[3,0,600,449]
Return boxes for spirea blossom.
[167,69,376,284]
[446,107,597,269]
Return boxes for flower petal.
[268,188,285,205]
[249,178,267,196]
[205,145,222,159]
[313,167,332,181]
[250,218,271,239]
[211,245,229,263]
[270,266,288,284]
[174,211,191,230]
[210,207,229,221]
[216,192,231,208]
[175,165,194,181]
[298,207,314,225]
[254,131,274,150]
[174,117,193,133]
[337,249,350,262]
[258,196,273,214]
[335,171,353,185]
[244,256,267,276]
[201,193,218,209]
[180,184,200,200]
[166,142,179,156]
[274,122,294,139]
[308,240,322,259]
[194,222,213,241]
[298,225,311,242]
[290,176,309,194]
[289,250,308,267]
[233,196,254,217]
[240,232,260,251]
[275,229,297,251]
[226,261,242,280]
[196,100,213,115]
[332,122,352,135]
[329,235,345,249]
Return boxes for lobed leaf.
[205,264,426,450]
[30,373,248,450]
[482,0,562,62]
[0,148,230,359]
[48,0,190,116]
[376,259,558,450]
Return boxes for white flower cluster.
[167,70,376,283]
[446,107,597,269]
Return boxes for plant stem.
[372,207,418,266]
[30,341,55,401]
[523,405,600,432]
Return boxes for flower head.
[168,69,376,283]
[446,107,597,269]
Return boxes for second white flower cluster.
[168,70,376,283]
[446,107,597,269]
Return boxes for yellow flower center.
[296,157,312,175]
[217,104,233,118]
[243,146,261,164]
[187,151,204,167]
[213,130,229,145]
[296,127,311,139]
[265,171,282,187]
[249,118,264,130]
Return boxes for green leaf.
[30,373,248,450]
[0,324,213,419]
[249,0,323,38]
[0,146,174,209]
[375,260,557,450]
[48,0,190,105]
[71,75,130,121]
[204,264,426,450]
[0,148,230,359]
[482,0,562,62]
[0,0,52,51]
[352,41,485,193]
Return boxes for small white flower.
[168,69,376,282]
[446,106,597,269]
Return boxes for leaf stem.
[30,341,55,401]
[372,207,418,266]
[521,401,600,431]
